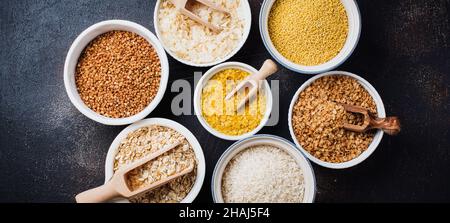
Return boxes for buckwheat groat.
[75,31,161,118]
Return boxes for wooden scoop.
[75,141,194,203]
[338,103,401,135]
[225,59,278,111]
[168,0,230,33]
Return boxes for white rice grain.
[222,145,305,203]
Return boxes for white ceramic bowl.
[193,62,273,141]
[153,0,252,67]
[64,20,170,125]
[212,134,316,203]
[259,0,361,74]
[288,71,386,169]
[104,118,206,203]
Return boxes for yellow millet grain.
[269,0,348,66]
[201,69,266,136]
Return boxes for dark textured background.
[1,0,449,202]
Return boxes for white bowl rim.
[211,134,316,203]
[193,62,273,141]
[259,0,362,74]
[153,0,252,67]
[104,118,206,203]
[63,20,170,126]
[288,71,386,169]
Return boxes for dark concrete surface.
[0,0,449,202]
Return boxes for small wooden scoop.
[168,0,230,33]
[225,59,278,111]
[338,103,401,135]
[75,141,194,203]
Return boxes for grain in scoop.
[201,68,267,136]
[114,125,197,203]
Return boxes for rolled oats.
[114,125,197,203]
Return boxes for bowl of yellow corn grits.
[259,0,361,74]
[193,62,273,141]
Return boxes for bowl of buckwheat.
[64,20,169,125]
[104,118,206,203]
[288,71,386,169]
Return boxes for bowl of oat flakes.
[64,20,169,126]
[288,71,386,169]
[154,0,251,67]
[104,118,205,203]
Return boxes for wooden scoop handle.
[75,181,120,203]
[180,8,222,32]
[195,0,230,14]
[369,115,401,135]
[253,59,278,81]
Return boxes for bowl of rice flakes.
[154,0,252,67]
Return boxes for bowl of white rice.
[212,134,316,203]
[154,0,252,67]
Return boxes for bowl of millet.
[288,71,386,169]
[259,0,361,74]
[64,20,169,125]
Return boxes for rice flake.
[157,0,245,64]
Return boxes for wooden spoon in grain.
[225,59,278,111]
[168,0,230,33]
[338,103,401,135]
[75,141,194,203]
